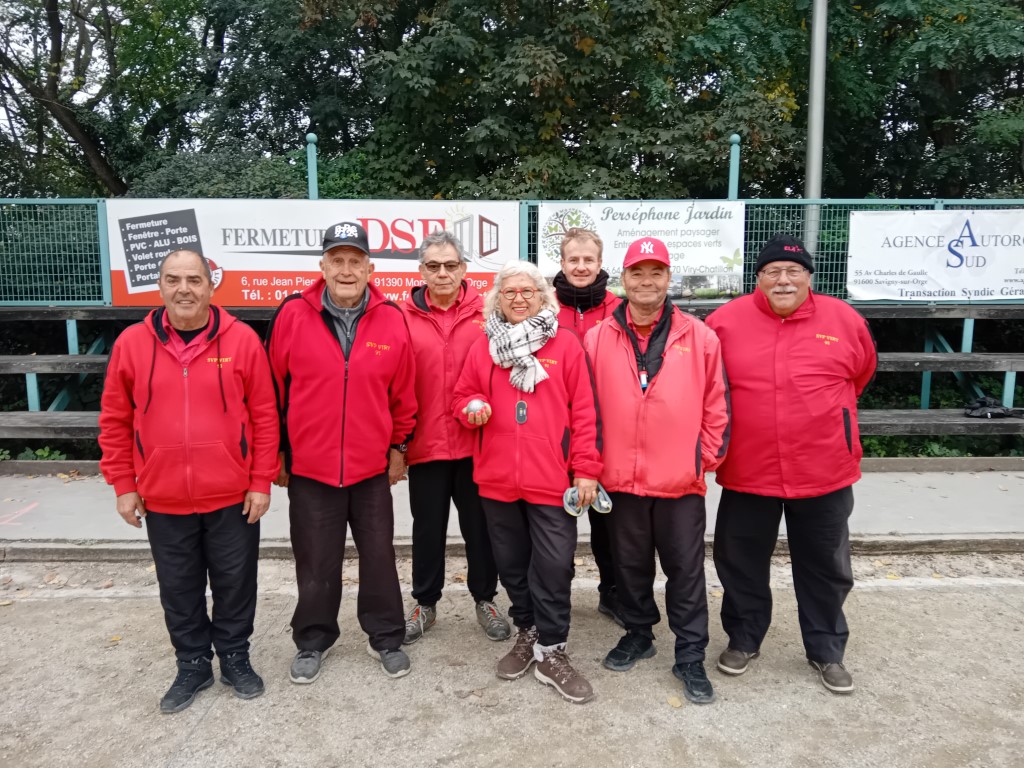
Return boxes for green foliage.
[0,448,10,461]
[16,447,67,461]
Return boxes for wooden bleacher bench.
[0,355,109,374]
[859,409,1024,435]
[0,411,100,439]
[876,353,1024,372]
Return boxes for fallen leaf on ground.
[932,573,944,579]
[0,600,13,607]
[452,573,467,583]
[885,573,901,580]
[667,696,683,708]
[1,575,12,585]
[43,572,60,584]
[574,558,584,567]
[146,564,156,573]
[998,485,1008,491]
[101,580,113,589]
[711,590,723,598]
[110,635,122,643]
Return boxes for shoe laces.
[295,649,319,661]
[224,653,255,676]
[512,627,538,656]
[478,601,504,627]
[543,649,576,683]
[678,661,708,681]
[405,605,428,630]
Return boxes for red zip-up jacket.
[266,279,417,488]
[402,282,486,465]
[99,306,280,514]
[453,329,603,507]
[706,289,877,499]
[585,302,730,498]
[557,292,621,340]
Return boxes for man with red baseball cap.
[584,236,731,705]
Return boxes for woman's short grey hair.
[483,261,559,319]
[418,230,468,263]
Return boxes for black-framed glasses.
[422,261,464,273]
[500,288,536,301]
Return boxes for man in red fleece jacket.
[706,234,877,695]
[99,250,280,714]
[266,221,417,684]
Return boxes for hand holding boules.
[463,399,491,426]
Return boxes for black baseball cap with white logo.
[322,221,370,256]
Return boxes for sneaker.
[475,600,512,641]
[809,660,854,693]
[603,630,657,672]
[289,648,329,685]
[403,604,437,645]
[597,589,625,628]
[159,657,214,714]
[535,648,595,704]
[717,647,760,676]
[496,625,539,680]
[219,652,265,700]
[367,644,411,678]
[673,661,716,705]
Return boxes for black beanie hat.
[755,234,815,274]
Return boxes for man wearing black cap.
[706,234,877,694]
[266,221,417,682]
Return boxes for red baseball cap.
[622,237,671,269]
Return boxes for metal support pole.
[728,134,741,200]
[803,0,828,254]
[66,319,79,354]
[26,373,41,412]
[1003,372,1017,408]
[306,133,319,200]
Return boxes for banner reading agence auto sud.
[106,199,521,307]
[536,201,745,299]
[848,209,1024,301]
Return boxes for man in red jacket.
[553,227,623,626]
[266,221,417,683]
[99,249,279,714]
[584,237,730,705]
[401,230,510,645]
[706,234,877,695]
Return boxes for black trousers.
[408,458,498,605]
[607,493,709,664]
[713,486,855,663]
[146,503,259,662]
[288,473,404,652]
[481,498,577,646]
[588,506,616,595]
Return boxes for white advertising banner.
[106,199,520,306]
[536,201,745,299]
[847,209,1024,301]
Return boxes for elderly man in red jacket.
[266,221,417,683]
[100,249,279,714]
[584,237,730,705]
[553,227,623,626]
[400,230,510,645]
[706,234,877,695]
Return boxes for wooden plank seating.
[0,411,100,439]
[859,409,1024,435]
[876,353,1024,372]
[0,355,109,374]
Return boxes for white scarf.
[485,308,558,393]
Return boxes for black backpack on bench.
[964,396,1024,419]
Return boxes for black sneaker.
[160,657,214,714]
[220,652,265,700]
[603,631,657,672]
[673,661,716,705]
[597,589,625,628]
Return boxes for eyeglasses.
[422,261,463,273]
[500,288,536,301]
[760,267,808,281]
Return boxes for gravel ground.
[1,554,1023,768]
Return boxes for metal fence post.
[728,134,741,201]
[306,133,319,200]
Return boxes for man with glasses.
[400,231,511,645]
[706,234,877,694]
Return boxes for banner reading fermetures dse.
[848,210,1024,301]
[107,199,520,306]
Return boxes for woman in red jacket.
[453,261,602,704]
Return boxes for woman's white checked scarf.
[485,308,558,393]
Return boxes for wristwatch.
[390,443,408,454]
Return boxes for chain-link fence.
[0,200,106,304]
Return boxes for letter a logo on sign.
[641,241,654,254]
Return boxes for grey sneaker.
[717,647,760,676]
[809,660,854,693]
[496,625,539,680]
[289,648,329,684]
[403,604,437,645]
[367,644,411,678]
[535,649,595,704]
[475,600,512,641]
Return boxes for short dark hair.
[158,250,212,282]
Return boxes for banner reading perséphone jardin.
[536,201,745,299]
[107,199,521,306]
[848,209,1024,301]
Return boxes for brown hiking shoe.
[535,648,595,704]
[496,626,538,680]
